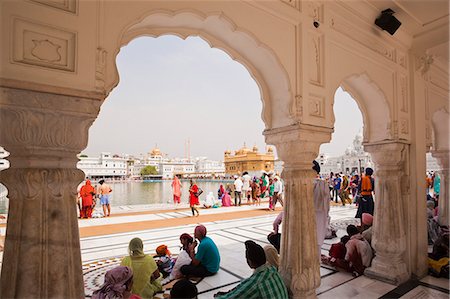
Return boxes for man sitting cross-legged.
[180,225,220,278]
[214,240,288,299]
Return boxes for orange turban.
[156,244,171,256]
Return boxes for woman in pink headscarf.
[92,266,142,299]
[171,175,182,205]
[220,185,232,207]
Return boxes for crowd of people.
[92,224,288,299]
[425,171,449,279]
[176,172,285,217]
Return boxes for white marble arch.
[336,73,392,144]
[108,9,293,130]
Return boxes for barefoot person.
[99,179,112,217]
[171,174,182,207]
[189,179,200,217]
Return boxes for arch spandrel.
[105,9,294,131]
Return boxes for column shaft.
[364,142,410,284]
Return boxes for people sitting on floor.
[360,213,373,245]
[345,224,373,276]
[169,279,198,299]
[180,225,220,278]
[213,240,288,299]
[92,266,142,299]
[163,233,194,284]
[154,244,174,278]
[428,227,449,278]
[121,238,162,299]
[321,235,350,271]
[427,200,440,245]
[263,244,279,270]
[268,211,283,253]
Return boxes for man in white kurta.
[313,161,330,259]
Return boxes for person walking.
[233,175,243,206]
[242,172,252,203]
[99,179,112,217]
[189,179,200,217]
[355,168,375,221]
[171,174,182,207]
[272,176,283,209]
[333,174,342,203]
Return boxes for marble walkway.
[77,204,449,298]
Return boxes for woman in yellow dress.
[121,238,162,298]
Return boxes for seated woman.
[92,266,141,299]
[121,238,162,299]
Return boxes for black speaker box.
[375,8,401,35]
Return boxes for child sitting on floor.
[154,245,174,278]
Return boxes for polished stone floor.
[77,204,449,298]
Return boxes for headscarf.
[194,225,207,238]
[219,184,225,194]
[172,176,182,197]
[180,233,193,244]
[80,180,95,197]
[92,266,133,299]
[156,244,171,256]
[128,237,145,257]
[362,213,373,226]
[263,245,279,269]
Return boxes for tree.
[140,165,158,176]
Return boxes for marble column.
[0,86,101,298]
[364,142,410,285]
[265,124,332,299]
[431,150,449,227]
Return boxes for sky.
[84,36,363,160]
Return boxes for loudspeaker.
[375,8,401,35]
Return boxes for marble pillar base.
[365,256,409,285]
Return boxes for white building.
[319,134,374,175]
[195,157,225,176]
[77,152,127,179]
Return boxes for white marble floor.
[80,205,449,298]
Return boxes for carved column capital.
[0,86,102,168]
[264,124,332,169]
[364,141,408,170]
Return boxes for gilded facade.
[224,144,274,176]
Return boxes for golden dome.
[149,147,161,156]
[252,145,258,152]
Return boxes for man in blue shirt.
[181,224,220,277]
[333,174,342,203]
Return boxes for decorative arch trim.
[109,9,294,130]
[337,72,393,144]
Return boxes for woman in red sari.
[189,179,200,217]
[80,180,95,218]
